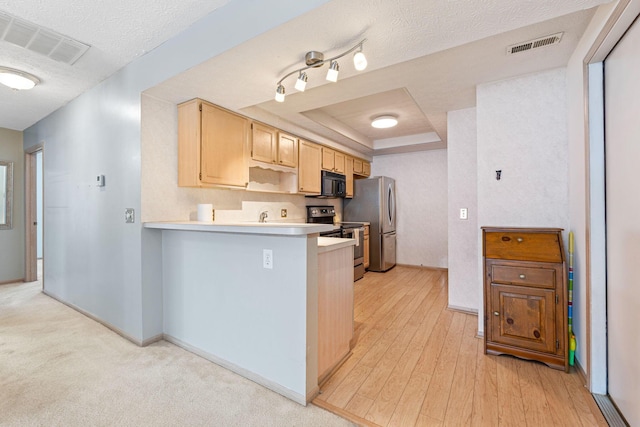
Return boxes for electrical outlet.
[459,208,468,220]
[263,249,273,269]
[281,209,287,218]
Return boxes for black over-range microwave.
[318,170,346,198]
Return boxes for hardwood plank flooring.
[313,266,608,427]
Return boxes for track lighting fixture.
[0,66,39,90]
[275,39,367,102]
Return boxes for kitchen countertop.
[143,221,334,236]
[317,237,355,254]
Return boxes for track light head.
[294,72,308,92]
[353,50,367,71]
[275,84,285,102]
[326,61,339,82]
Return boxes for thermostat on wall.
[97,175,105,187]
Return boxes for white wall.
[371,150,448,268]
[447,108,478,312]
[0,128,24,282]
[476,68,570,333]
[22,0,332,342]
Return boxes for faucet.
[259,211,268,223]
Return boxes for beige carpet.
[0,278,354,427]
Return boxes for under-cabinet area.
[177,98,371,195]
[482,227,568,371]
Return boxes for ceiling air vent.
[0,10,90,65]
[507,32,563,55]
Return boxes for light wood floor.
[313,266,607,427]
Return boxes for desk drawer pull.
[493,311,499,316]
[517,237,524,242]
[519,274,526,279]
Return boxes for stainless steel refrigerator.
[343,176,396,272]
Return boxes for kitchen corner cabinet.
[178,99,249,188]
[482,227,568,372]
[298,139,322,194]
[251,122,298,168]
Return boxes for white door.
[604,15,640,426]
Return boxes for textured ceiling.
[0,0,231,130]
[147,0,607,155]
[0,0,610,153]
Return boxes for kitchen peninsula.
[143,221,354,405]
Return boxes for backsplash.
[141,94,341,223]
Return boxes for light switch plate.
[459,208,468,220]
[125,208,135,223]
[263,249,273,269]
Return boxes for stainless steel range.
[307,206,365,281]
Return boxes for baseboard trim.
[163,333,308,406]
[42,290,145,346]
[574,358,588,386]
[396,264,448,272]
[312,398,380,427]
[141,334,164,347]
[0,277,25,285]
[447,304,478,315]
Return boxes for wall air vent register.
[507,32,563,55]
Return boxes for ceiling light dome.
[371,115,398,129]
[0,67,40,90]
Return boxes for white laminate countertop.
[143,221,334,236]
[317,237,356,254]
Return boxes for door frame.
[582,0,640,393]
[24,143,43,284]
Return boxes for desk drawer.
[491,265,556,289]
[484,231,562,262]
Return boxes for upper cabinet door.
[278,132,298,168]
[299,140,322,194]
[251,122,277,164]
[322,147,335,171]
[200,102,249,187]
[334,152,345,174]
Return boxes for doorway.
[24,143,43,285]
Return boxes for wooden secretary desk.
[482,227,569,372]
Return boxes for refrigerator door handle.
[387,182,395,227]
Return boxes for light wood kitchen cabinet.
[345,156,354,198]
[251,123,298,168]
[363,161,371,177]
[277,132,298,168]
[318,245,354,383]
[178,98,249,188]
[298,139,322,194]
[251,122,277,164]
[363,225,370,269]
[353,158,371,177]
[322,147,345,174]
[353,158,363,175]
[483,227,568,371]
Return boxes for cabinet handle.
[517,237,524,242]
[493,311,499,316]
[519,274,526,279]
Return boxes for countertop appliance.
[343,176,396,272]
[307,205,365,281]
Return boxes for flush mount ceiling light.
[0,66,40,90]
[274,39,367,102]
[371,115,398,129]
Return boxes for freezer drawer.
[381,232,396,271]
